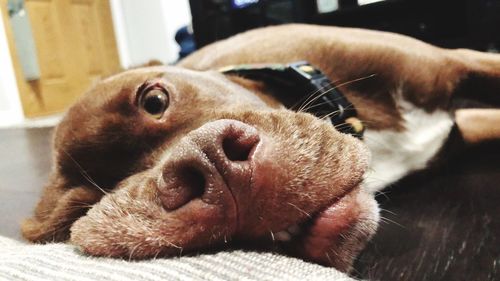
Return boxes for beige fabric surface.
[0,236,355,281]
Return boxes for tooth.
[274,231,292,242]
[287,224,301,235]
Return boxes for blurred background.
[1,0,500,127]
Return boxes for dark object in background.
[189,0,500,51]
[189,0,313,47]
[175,26,197,59]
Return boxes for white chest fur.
[362,99,454,193]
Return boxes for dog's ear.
[452,49,500,107]
[21,173,102,242]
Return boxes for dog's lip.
[274,185,378,271]
[273,183,362,243]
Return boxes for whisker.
[374,189,391,200]
[287,202,312,218]
[65,199,97,208]
[30,197,100,217]
[153,249,162,260]
[379,216,405,229]
[320,109,343,121]
[298,74,377,113]
[293,74,355,113]
[302,87,367,114]
[379,207,398,216]
[163,239,182,251]
[128,242,142,261]
[325,252,333,265]
[301,96,349,113]
[269,230,275,243]
[62,149,108,195]
[294,81,336,113]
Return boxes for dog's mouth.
[270,185,364,244]
[265,186,378,271]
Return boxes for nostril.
[160,165,206,210]
[222,131,260,162]
[178,166,206,198]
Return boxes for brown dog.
[22,24,500,272]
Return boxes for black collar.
[220,61,364,139]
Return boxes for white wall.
[159,0,192,62]
[110,0,191,68]
[0,10,24,127]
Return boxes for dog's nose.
[158,120,260,211]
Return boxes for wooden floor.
[0,127,498,281]
[0,127,52,240]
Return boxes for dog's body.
[23,24,500,273]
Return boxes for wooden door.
[1,0,121,117]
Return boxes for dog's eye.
[138,84,170,119]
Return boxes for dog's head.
[22,65,378,271]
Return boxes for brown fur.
[23,24,500,273]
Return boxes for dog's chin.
[287,186,379,272]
